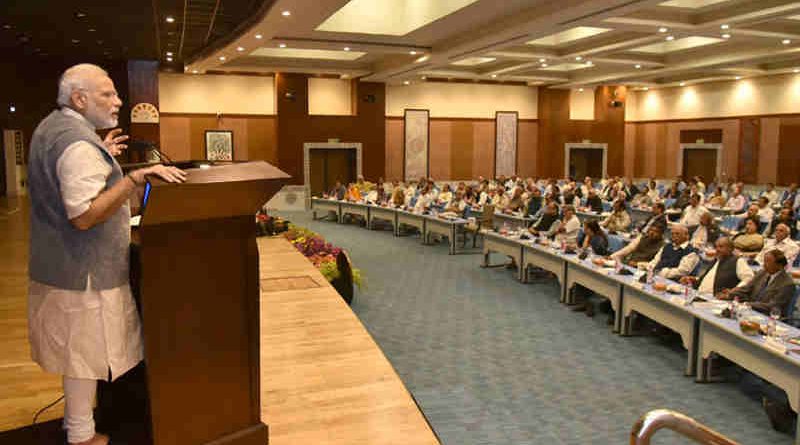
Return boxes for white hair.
[56,64,108,107]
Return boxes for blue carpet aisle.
[277,211,790,445]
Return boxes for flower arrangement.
[283,224,363,289]
[255,209,289,236]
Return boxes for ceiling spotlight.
[539,58,546,63]
[71,39,80,44]
[585,60,593,66]
[75,12,87,19]
[782,39,791,45]
[9,105,16,113]
[643,87,649,91]
[278,43,286,48]
[491,74,497,78]
[281,10,291,16]
[575,56,583,61]
[166,51,173,56]
[403,80,410,85]
[421,76,427,80]
[410,50,417,55]
[679,82,686,86]
[666,35,675,41]
[219,56,226,61]
[541,63,548,67]
[578,88,584,92]
[88,28,96,32]
[165,16,175,23]
[721,24,730,30]
[658,27,668,33]
[635,64,641,69]
[192,70,198,74]
[735,76,742,80]
[794,68,800,73]
[343,47,350,51]
[236,46,245,52]
[255,34,263,39]
[166,57,173,62]
[2,24,12,30]
[722,33,731,39]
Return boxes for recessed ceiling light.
[192,70,198,74]
[666,35,675,41]
[166,51,173,56]
[255,34,263,39]
[2,24,12,30]
[421,76,427,80]
[539,58,546,63]
[679,82,686,86]
[166,57,173,62]
[635,64,642,69]
[782,39,791,45]
[278,43,286,48]
[541,63,548,67]
[219,56,226,61]
[88,28,96,32]
[722,33,731,39]
[721,24,730,30]
[71,39,80,44]
[237,46,245,52]
[75,12,87,19]
[410,50,417,55]
[403,80,410,85]
[794,68,800,73]
[735,76,742,80]
[658,27,668,33]
[165,16,175,23]
[9,105,16,113]
[578,88,584,92]
[575,56,583,61]
[643,87,649,91]
[281,10,291,16]
[343,47,350,51]
[585,60,593,66]
[491,74,497,78]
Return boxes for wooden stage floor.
[0,198,438,444]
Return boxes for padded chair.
[602,201,612,212]
[720,215,741,232]
[463,204,494,248]
[664,198,676,208]
[782,286,800,328]
[607,234,627,254]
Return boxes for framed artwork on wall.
[403,109,430,181]
[495,111,518,177]
[205,130,234,161]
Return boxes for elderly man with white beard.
[27,64,186,445]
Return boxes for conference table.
[310,196,800,443]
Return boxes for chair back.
[787,286,800,319]
[607,234,627,254]
[480,204,495,226]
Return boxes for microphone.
[130,140,175,164]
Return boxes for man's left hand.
[104,128,129,156]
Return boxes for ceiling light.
[88,28,96,32]
[421,76,427,80]
[415,55,429,63]
[281,10,291,16]
[643,87,649,91]
[666,35,675,41]
[575,56,583,61]
[794,68,800,73]
[237,46,245,52]
[166,57,173,62]
[9,105,15,113]
[75,12,87,19]
[735,76,742,80]
[403,80,410,85]
[219,56,226,61]
[578,88,584,92]
[782,39,791,45]
[344,47,350,51]
[541,63,548,67]
[585,60,593,66]
[635,64,641,69]
[491,74,497,78]
[192,70,198,74]
[2,24,12,30]
[721,24,730,30]
[165,16,175,23]
[255,34,263,39]
[278,43,286,48]
[410,50,417,55]
[658,27,668,33]
[71,39,80,44]
[722,33,730,39]
[679,82,686,86]
[166,51,173,56]
[539,58,546,63]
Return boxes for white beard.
[85,102,117,129]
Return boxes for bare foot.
[70,433,109,445]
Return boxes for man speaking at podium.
[27,64,185,445]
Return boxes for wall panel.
[159,114,277,163]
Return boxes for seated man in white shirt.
[555,205,582,247]
[756,196,775,226]
[726,186,747,213]
[763,183,780,205]
[678,194,709,228]
[680,237,753,298]
[646,224,701,280]
[755,223,800,267]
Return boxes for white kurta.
[28,108,143,381]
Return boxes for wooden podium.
[137,161,289,445]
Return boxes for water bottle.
[646,267,654,285]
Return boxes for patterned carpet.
[279,211,792,445]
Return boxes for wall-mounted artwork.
[403,109,429,181]
[495,111,518,177]
[205,130,234,161]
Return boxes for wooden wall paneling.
[738,118,760,183]
[158,116,192,160]
[126,60,159,162]
[536,88,571,177]
[473,121,495,179]
[592,86,626,177]
[429,120,452,179]
[624,123,636,178]
[385,118,403,181]
[450,120,474,180]
[246,117,278,165]
[759,118,781,184]
[517,121,538,178]
[276,73,309,184]
[778,122,800,185]
[356,82,387,180]
[679,129,722,144]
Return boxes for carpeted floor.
[278,211,792,445]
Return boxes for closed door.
[308,149,356,196]
[682,148,717,182]
[569,148,604,179]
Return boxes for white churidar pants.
[63,376,97,443]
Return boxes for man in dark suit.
[727,249,796,315]
[637,202,667,233]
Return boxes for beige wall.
[308,78,352,116]
[627,74,800,121]
[569,88,595,120]
[386,82,538,119]
[159,73,276,115]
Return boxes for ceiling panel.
[526,26,612,46]
[631,36,724,54]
